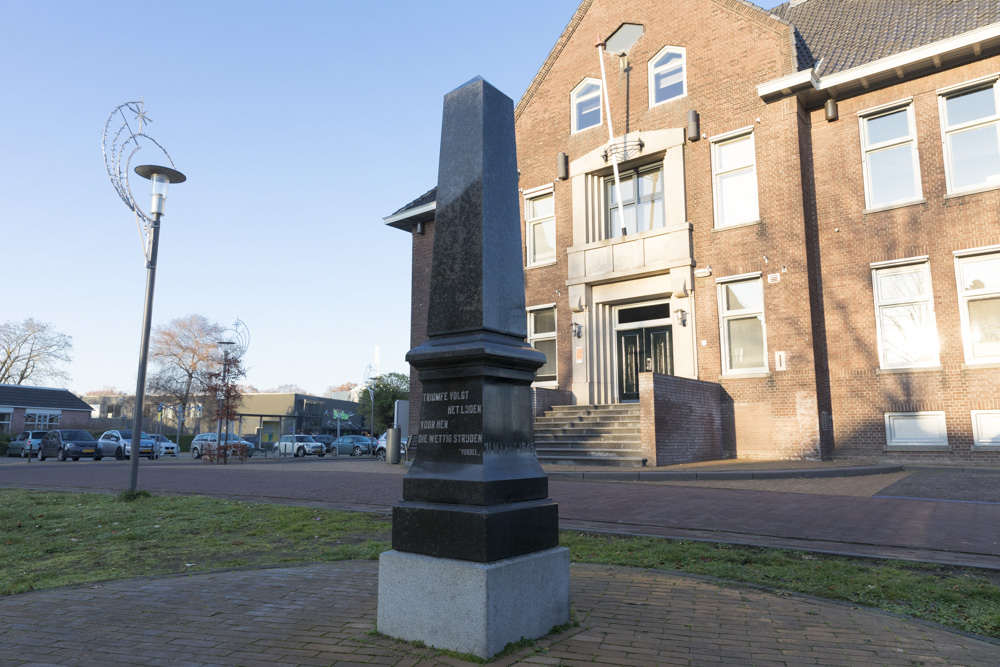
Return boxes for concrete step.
[537,451,646,467]
[535,440,642,451]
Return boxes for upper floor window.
[571,78,602,134]
[955,250,1000,364]
[649,46,686,107]
[528,307,557,384]
[872,261,939,369]
[860,103,922,209]
[940,80,1000,193]
[605,166,665,238]
[525,190,555,266]
[711,130,759,228]
[717,276,767,374]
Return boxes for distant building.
[0,385,93,434]
[236,393,362,444]
[387,0,1000,465]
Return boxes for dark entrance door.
[617,326,672,402]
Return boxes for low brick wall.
[639,373,725,466]
[531,387,574,417]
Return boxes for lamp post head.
[134,164,186,216]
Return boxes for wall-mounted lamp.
[825,98,839,122]
[557,152,569,180]
[572,322,583,338]
[687,110,700,142]
[674,309,687,327]
[694,265,712,278]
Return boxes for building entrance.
[615,302,673,402]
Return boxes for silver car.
[150,434,179,457]
[273,435,325,457]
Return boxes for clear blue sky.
[1,0,783,396]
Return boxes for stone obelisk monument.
[377,77,570,658]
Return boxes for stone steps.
[534,404,644,467]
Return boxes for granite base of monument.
[377,547,570,659]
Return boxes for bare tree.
[323,381,357,397]
[147,315,224,433]
[0,319,73,386]
[203,355,247,463]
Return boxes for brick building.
[385,0,1000,464]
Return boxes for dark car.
[311,434,335,452]
[7,431,49,458]
[38,430,102,461]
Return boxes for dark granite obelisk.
[378,78,569,658]
[392,77,559,562]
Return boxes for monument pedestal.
[377,547,570,658]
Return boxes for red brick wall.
[516,0,822,459]
[639,372,725,465]
[807,54,1000,463]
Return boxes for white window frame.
[648,45,686,108]
[972,410,1000,448]
[571,78,602,134]
[711,129,760,229]
[871,259,940,370]
[24,410,61,431]
[524,185,556,267]
[716,273,768,375]
[938,76,1000,194]
[859,100,923,210]
[954,246,1000,364]
[884,411,949,449]
[527,305,557,385]
[604,164,666,238]
[0,408,11,434]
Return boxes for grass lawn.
[3,488,999,639]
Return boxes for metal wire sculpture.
[219,319,251,360]
[102,98,179,263]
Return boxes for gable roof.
[772,0,1000,75]
[0,385,93,412]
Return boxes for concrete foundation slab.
[377,546,570,659]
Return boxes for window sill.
[962,361,1000,370]
[884,445,950,452]
[713,220,761,233]
[526,260,557,270]
[876,366,942,375]
[863,199,926,215]
[719,371,770,379]
[972,444,1000,451]
[944,182,1000,200]
[531,381,559,389]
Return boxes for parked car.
[273,435,325,457]
[7,431,49,458]
[331,435,373,457]
[38,430,102,461]
[150,434,179,457]
[97,430,156,460]
[311,434,334,452]
[374,435,408,462]
[190,432,255,459]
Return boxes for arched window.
[649,46,686,107]
[571,78,602,133]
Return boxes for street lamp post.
[215,340,235,462]
[127,164,186,493]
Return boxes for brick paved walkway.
[1,561,996,666]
